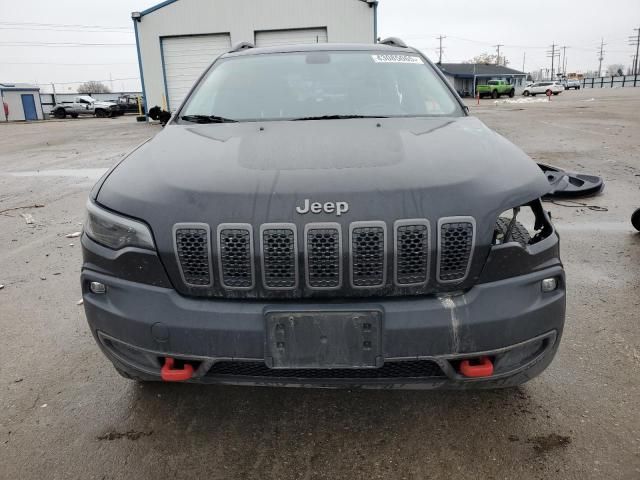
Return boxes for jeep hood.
[97,116,549,249]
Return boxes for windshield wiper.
[180,114,238,124]
[292,115,388,121]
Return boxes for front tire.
[523,90,530,96]
[54,108,66,119]
[95,109,107,118]
[495,217,530,247]
[491,90,498,99]
[509,89,515,98]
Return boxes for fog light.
[90,281,106,294]
[541,277,558,292]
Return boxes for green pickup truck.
[476,80,515,99]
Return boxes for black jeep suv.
[81,39,565,388]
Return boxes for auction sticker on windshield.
[371,54,423,64]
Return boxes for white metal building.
[132,0,378,113]
[0,83,44,122]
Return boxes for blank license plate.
[264,310,382,369]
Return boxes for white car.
[523,81,564,96]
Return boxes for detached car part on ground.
[50,95,122,119]
[538,163,605,198]
[81,40,565,389]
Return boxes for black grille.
[219,226,253,288]
[439,221,474,282]
[395,223,429,285]
[207,360,445,379]
[306,226,341,288]
[262,227,297,289]
[175,227,211,286]
[351,224,385,287]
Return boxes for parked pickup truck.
[476,80,515,99]
[114,94,145,114]
[563,79,581,90]
[50,95,122,119]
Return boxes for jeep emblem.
[295,199,349,216]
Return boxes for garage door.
[161,34,231,110]
[254,28,328,48]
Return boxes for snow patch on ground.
[494,98,549,105]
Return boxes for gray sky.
[1,0,638,93]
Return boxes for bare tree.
[463,53,510,66]
[77,81,111,94]
[606,64,624,77]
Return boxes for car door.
[535,83,548,94]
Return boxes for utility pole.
[597,38,606,77]
[546,43,560,80]
[493,44,504,65]
[522,52,526,72]
[629,27,640,75]
[436,35,446,64]
[561,46,568,77]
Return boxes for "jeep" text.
[295,199,349,216]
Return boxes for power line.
[436,35,446,64]
[36,76,139,86]
[0,41,135,47]
[493,44,504,65]
[0,26,133,33]
[597,38,606,77]
[0,21,130,30]
[629,27,640,75]
[398,33,631,53]
[4,61,137,66]
[546,43,560,79]
[560,46,569,76]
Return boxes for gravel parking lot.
[1,89,639,480]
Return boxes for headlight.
[85,200,155,250]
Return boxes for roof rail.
[229,42,255,53]
[378,37,407,48]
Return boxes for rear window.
[179,50,463,122]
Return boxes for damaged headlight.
[84,200,155,250]
[492,199,554,247]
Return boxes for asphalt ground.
[1,88,639,479]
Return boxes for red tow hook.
[160,357,194,382]
[459,356,494,378]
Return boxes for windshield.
[179,51,462,122]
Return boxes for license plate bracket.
[264,310,382,369]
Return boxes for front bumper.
[82,264,565,389]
